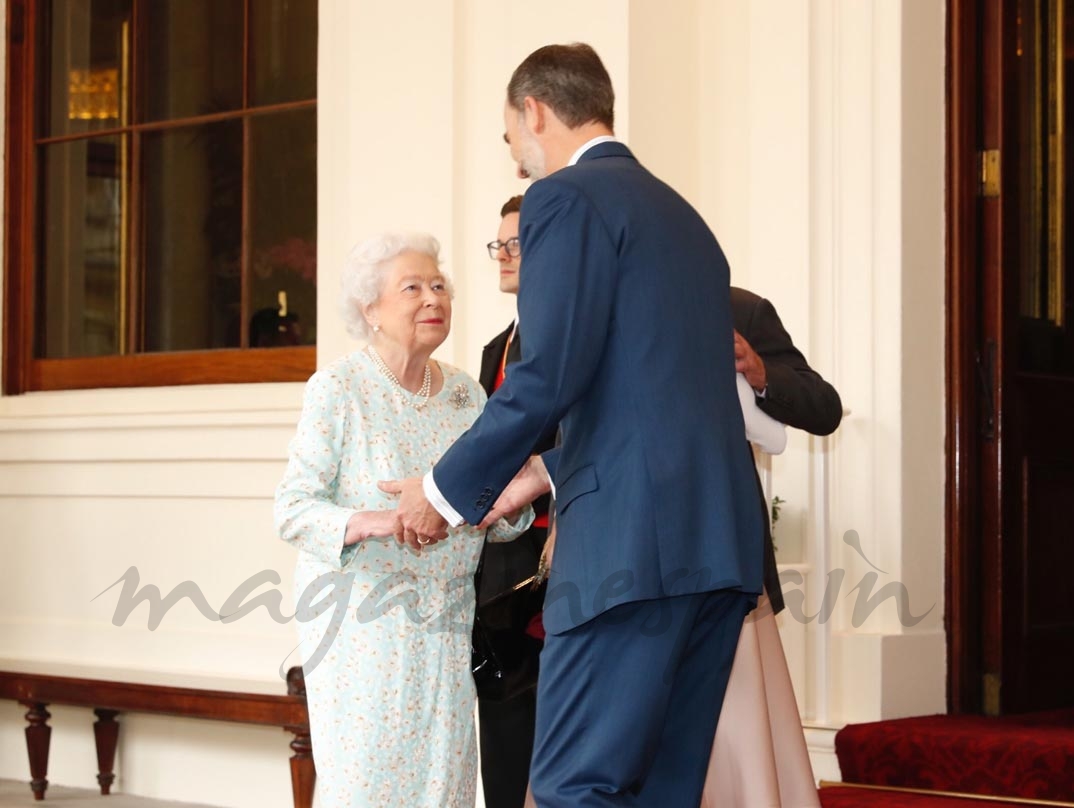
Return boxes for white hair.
[339,232,452,341]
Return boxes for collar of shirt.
[567,135,619,167]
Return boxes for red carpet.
[820,785,1038,806]
[834,709,1074,803]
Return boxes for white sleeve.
[274,371,360,568]
[738,373,787,455]
[423,470,466,527]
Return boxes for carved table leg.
[22,702,51,801]
[93,709,120,794]
[286,666,315,808]
[288,728,316,808]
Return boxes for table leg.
[22,701,51,801]
[93,708,120,794]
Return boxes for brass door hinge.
[980,149,1000,197]
[983,672,1001,716]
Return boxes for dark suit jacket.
[475,322,552,605]
[730,286,843,613]
[434,142,764,634]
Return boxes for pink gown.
[700,592,820,807]
[528,386,816,806]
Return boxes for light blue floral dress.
[275,350,531,808]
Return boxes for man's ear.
[523,96,546,134]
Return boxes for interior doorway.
[948,0,1074,715]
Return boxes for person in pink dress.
[701,287,843,807]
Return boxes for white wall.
[318,0,633,375]
[685,1,947,777]
[0,386,305,804]
[1,1,947,804]
[696,0,947,726]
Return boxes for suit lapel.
[478,321,515,396]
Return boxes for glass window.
[5,0,317,392]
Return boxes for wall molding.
[0,381,306,421]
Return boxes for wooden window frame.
[3,0,316,394]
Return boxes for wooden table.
[0,661,314,806]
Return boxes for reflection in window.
[1016,0,1074,374]
[142,0,243,123]
[18,0,318,387]
[37,137,124,358]
[142,121,243,352]
[250,108,317,348]
[44,0,131,138]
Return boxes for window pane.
[251,0,317,106]
[249,109,317,346]
[143,0,243,122]
[1014,0,1074,374]
[36,136,125,359]
[41,0,132,137]
[142,121,243,352]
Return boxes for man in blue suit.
[387,43,763,806]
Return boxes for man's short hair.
[507,43,614,130]
[500,195,524,217]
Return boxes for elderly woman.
[275,232,531,808]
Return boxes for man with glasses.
[475,194,553,808]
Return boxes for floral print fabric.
[275,350,529,808]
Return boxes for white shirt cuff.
[423,471,465,527]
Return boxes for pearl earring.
[373,324,381,333]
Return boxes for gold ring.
[417,536,431,545]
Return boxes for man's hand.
[733,330,767,393]
[535,521,557,583]
[343,510,402,546]
[377,477,449,551]
[478,455,552,529]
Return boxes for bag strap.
[474,528,489,600]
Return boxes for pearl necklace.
[367,346,432,408]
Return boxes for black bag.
[471,546,546,702]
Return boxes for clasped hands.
[345,455,550,552]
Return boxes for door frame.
[946,0,987,715]
[947,0,1027,715]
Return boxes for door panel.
[1014,380,1074,712]
[949,0,1074,714]
[999,0,1074,714]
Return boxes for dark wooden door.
[949,0,1074,715]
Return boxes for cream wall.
[1,1,946,805]
[696,0,947,728]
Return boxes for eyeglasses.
[487,237,521,260]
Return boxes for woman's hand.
[344,510,401,546]
[377,478,450,550]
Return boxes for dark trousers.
[529,589,752,807]
[479,688,538,808]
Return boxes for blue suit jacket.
[434,142,763,633]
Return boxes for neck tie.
[494,324,518,391]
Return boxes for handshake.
[343,455,550,552]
